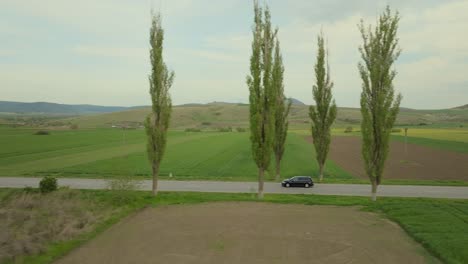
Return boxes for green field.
[392,128,468,143]
[1,126,467,184]
[392,135,468,153]
[0,127,353,181]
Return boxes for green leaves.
[247,0,277,171]
[272,38,290,171]
[358,6,402,185]
[309,32,337,179]
[146,12,174,185]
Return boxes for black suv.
[281,176,314,188]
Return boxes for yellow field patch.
[393,128,468,143]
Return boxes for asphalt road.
[0,177,467,199]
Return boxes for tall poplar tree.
[358,6,402,201]
[309,33,337,182]
[247,0,276,199]
[145,13,174,196]
[272,39,291,181]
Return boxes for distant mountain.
[0,101,129,115]
[289,98,305,105]
[453,104,468,110]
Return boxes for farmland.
[325,136,468,182]
[57,203,438,264]
[2,189,467,264]
[0,127,353,182]
[1,125,467,185]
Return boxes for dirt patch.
[306,136,468,181]
[55,202,438,264]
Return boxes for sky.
[0,0,467,109]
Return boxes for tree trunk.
[258,168,264,199]
[319,163,324,182]
[152,162,160,196]
[275,155,281,181]
[371,180,378,201]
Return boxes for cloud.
[72,45,146,60]
[0,0,467,109]
[0,49,16,57]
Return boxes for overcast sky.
[1,0,467,109]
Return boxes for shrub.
[344,127,353,133]
[34,130,50,135]
[218,127,233,132]
[70,124,79,130]
[0,189,107,262]
[185,128,201,132]
[39,176,58,193]
[23,186,36,193]
[236,127,246,132]
[201,122,211,126]
[106,176,141,205]
[391,128,402,133]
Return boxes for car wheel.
[286,183,290,188]
[305,183,310,188]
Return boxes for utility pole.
[404,127,408,156]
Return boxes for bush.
[39,176,58,193]
[185,128,201,132]
[106,176,141,205]
[34,130,50,135]
[218,127,233,132]
[344,127,353,133]
[236,127,246,132]
[0,189,107,262]
[23,186,37,193]
[391,128,402,133]
[201,122,211,126]
[70,124,79,130]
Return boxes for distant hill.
[453,104,468,110]
[2,100,467,129]
[289,98,305,105]
[0,101,130,115]
[60,103,468,129]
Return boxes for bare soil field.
[55,202,438,264]
[307,136,468,181]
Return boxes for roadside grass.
[316,178,468,187]
[2,189,466,264]
[0,188,147,264]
